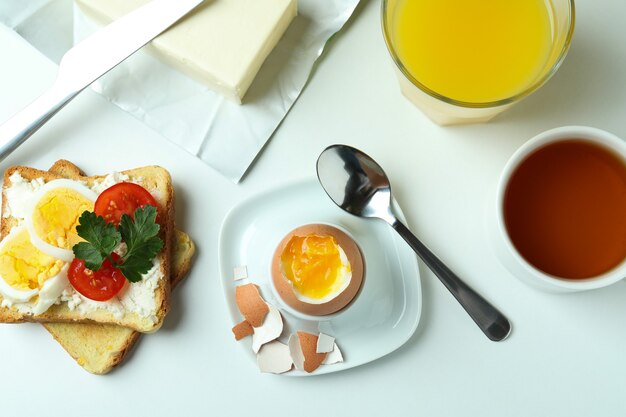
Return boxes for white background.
[1,0,626,415]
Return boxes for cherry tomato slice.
[94,182,158,226]
[68,254,126,301]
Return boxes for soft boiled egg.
[271,224,364,316]
[25,179,97,262]
[0,225,69,314]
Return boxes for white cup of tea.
[490,126,626,292]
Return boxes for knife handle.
[0,78,78,162]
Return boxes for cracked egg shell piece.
[316,333,335,353]
[235,283,269,327]
[289,331,327,373]
[288,333,305,371]
[322,343,344,365]
[232,320,254,341]
[251,304,283,353]
[257,341,293,374]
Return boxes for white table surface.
[1,0,626,415]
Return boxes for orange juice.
[391,0,554,103]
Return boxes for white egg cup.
[490,126,626,292]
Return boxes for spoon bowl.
[317,145,395,223]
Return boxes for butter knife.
[0,0,203,162]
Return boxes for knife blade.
[0,0,204,162]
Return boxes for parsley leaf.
[73,242,107,271]
[118,205,163,283]
[72,205,163,283]
[73,211,121,270]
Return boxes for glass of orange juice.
[382,0,575,125]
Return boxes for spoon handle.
[391,219,511,341]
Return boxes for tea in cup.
[491,126,626,292]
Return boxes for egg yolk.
[280,234,350,299]
[32,188,94,249]
[0,228,65,290]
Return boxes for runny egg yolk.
[32,188,94,249]
[280,234,350,300]
[0,228,64,290]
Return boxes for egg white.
[25,179,98,262]
[31,263,69,315]
[0,277,38,303]
[0,225,70,311]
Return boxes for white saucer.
[218,179,422,375]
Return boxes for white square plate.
[218,180,422,375]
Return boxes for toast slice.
[42,160,195,374]
[0,164,174,332]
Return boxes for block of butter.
[75,0,297,103]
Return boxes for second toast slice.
[43,160,195,374]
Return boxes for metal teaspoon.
[316,144,511,341]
